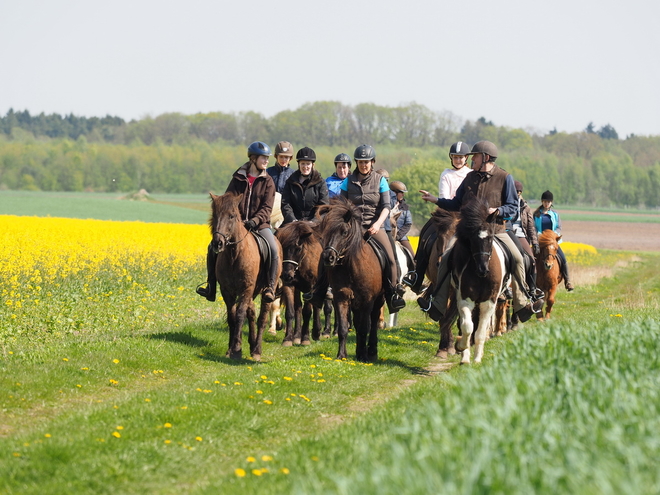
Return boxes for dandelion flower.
[280,468,290,474]
[164,440,171,444]
[262,455,273,461]
[44,434,51,438]
[116,426,124,430]
[164,423,172,428]
[62,358,69,362]
[263,400,273,405]
[195,436,203,442]
[246,456,256,463]
[112,432,121,438]
[252,469,262,476]
[235,468,246,477]
[311,456,319,461]
[113,359,120,364]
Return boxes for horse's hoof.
[436,349,448,359]
[268,328,277,336]
[301,340,311,346]
[251,354,261,362]
[321,333,331,340]
[282,340,293,347]
[293,338,301,345]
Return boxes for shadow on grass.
[148,331,211,348]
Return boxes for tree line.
[1,104,660,224]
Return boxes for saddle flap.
[251,231,271,273]
[366,237,389,277]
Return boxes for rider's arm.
[496,175,519,220]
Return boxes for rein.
[212,227,250,254]
[325,245,346,265]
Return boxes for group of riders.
[196,139,573,323]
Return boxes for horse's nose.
[282,271,294,284]
[323,249,336,267]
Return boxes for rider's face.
[277,155,291,167]
[298,160,314,176]
[335,162,350,179]
[451,155,467,168]
[542,199,553,209]
[255,155,269,170]
[356,160,373,175]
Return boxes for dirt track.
[561,220,660,252]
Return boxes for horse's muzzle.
[323,248,339,267]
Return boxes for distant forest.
[1,103,660,223]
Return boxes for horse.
[382,241,410,328]
[266,192,285,335]
[450,198,507,364]
[421,208,460,358]
[276,221,333,345]
[535,230,563,320]
[319,199,385,362]
[209,192,281,361]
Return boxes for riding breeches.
[258,227,280,288]
[370,228,399,287]
[557,245,570,281]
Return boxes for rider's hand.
[367,223,380,236]
[419,190,438,204]
[244,219,257,231]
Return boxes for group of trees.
[1,104,659,220]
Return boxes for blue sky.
[2,0,658,137]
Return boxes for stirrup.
[262,287,276,303]
[387,294,406,313]
[196,282,215,302]
[402,271,417,287]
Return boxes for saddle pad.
[251,231,271,275]
[366,237,388,275]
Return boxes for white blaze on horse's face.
[478,229,488,239]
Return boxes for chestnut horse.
[420,208,460,358]
[276,221,333,346]
[209,192,281,361]
[450,198,507,364]
[320,199,385,362]
[536,230,563,320]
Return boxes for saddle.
[366,237,399,292]
[251,231,272,283]
[493,236,535,297]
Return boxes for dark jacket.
[435,165,517,233]
[266,164,294,193]
[281,169,329,224]
[520,199,538,247]
[225,162,275,231]
[395,200,413,241]
[341,171,390,229]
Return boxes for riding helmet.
[514,180,523,193]
[468,140,498,158]
[334,153,352,165]
[247,141,271,157]
[389,180,408,193]
[449,141,471,157]
[354,144,376,161]
[296,147,316,162]
[541,190,554,202]
[376,168,390,179]
[274,141,294,157]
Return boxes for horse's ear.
[300,231,312,241]
[210,193,218,201]
[343,209,353,223]
[556,233,562,242]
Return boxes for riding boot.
[386,285,406,313]
[196,243,217,302]
[404,249,428,294]
[561,262,574,291]
[262,253,278,303]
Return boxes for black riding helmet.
[296,147,316,162]
[354,144,376,161]
[334,153,352,165]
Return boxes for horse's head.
[457,197,495,278]
[209,192,245,253]
[276,222,317,285]
[320,198,362,267]
[538,230,561,271]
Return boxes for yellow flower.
[283,376,293,381]
[261,455,273,461]
[116,426,124,430]
[246,456,256,463]
[260,375,268,380]
[112,432,121,438]
[112,359,119,364]
[263,400,273,405]
[164,440,171,444]
[280,468,290,474]
[234,468,246,477]
[195,436,203,442]
[252,469,262,476]
[164,423,172,428]
[62,358,69,362]
[44,433,51,438]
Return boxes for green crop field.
[1,194,659,494]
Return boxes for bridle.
[282,250,306,273]
[212,228,250,254]
[324,245,346,266]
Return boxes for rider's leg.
[507,231,539,297]
[425,251,451,321]
[372,229,406,312]
[557,245,574,291]
[400,239,415,260]
[196,242,217,302]
[403,220,433,293]
[259,228,279,303]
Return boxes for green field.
[1,194,660,494]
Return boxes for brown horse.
[421,208,460,358]
[276,221,332,346]
[209,192,281,361]
[536,230,563,320]
[320,199,384,362]
[450,198,507,364]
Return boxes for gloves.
[533,244,540,255]
[244,219,257,231]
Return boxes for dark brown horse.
[425,208,461,358]
[450,198,507,364]
[536,230,563,320]
[319,199,384,362]
[209,192,281,361]
[276,221,332,346]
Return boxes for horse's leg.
[545,285,557,319]
[293,290,303,345]
[282,286,295,346]
[536,287,548,321]
[230,297,250,360]
[455,301,474,364]
[252,298,270,362]
[301,301,313,345]
[225,299,238,358]
[378,306,385,330]
[268,297,281,335]
[310,303,320,342]
[335,299,350,360]
[322,299,333,338]
[474,302,496,364]
[246,299,257,359]
[354,307,370,363]
[437,297,458,359]
[367,299,382,362]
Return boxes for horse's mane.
[208,192,242,235]
[320,197,364,260]
[431,207,459,233]
[538,230,559,248]
[456,197,491,241]
[276,221,319,247]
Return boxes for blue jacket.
[534,207,562,243]
[326,173,344,198]
[266,165,295,193]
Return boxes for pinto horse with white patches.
[450,198,507,364]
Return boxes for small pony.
[450,198,508,364]
[276,221,333,345]
[209,192,281,361]
[536,230,563,320]
[319,199,385,362]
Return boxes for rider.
[511,180,539,258]
[196,141,280,303]
[343,146,406,313]
[418,141,544,323]
[326,153,352,198]
[281,147,329,224]
[389,180,415,256]
[403,142,471,293]
[267,141,295,193]
[533,190,574,291]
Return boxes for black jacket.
[281,169,329,224]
